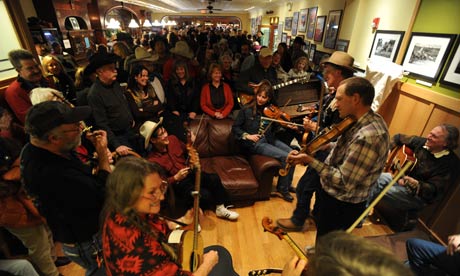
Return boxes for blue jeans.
[406,238,460,275]
[62,237,105,276]
[254,137,294,193]
[370,173,426,211]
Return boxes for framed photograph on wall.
[402,32,456,81]
[281,32,288,43]
[440,37,460,89]
[309,44,316,62]
[298,9,308,33]
[306,7,318,39]
[324,10,342,49]
[369,30,405,62]
[336,39,350,52]
[291,12,299,36]
[69,17,80,30]
[285,17,293,31]
[314,16,326,42]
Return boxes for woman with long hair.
[41,55,76,104]
[200,63,234,119]
[101,157,238,276]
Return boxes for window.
[0,0,22,80]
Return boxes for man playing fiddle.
[287,77,390,239]
[277,51,355,231]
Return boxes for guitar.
[384,145,418,193]
[238,75,312,106]
[168,146,203,272]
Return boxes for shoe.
[305,245,315,257]
[288,186,296,193]
[54,256,71,267]
[216,206,239,221]
[279,191,294,202]
[276,218,303,232]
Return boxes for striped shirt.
[309,111,390,203]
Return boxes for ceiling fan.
[197,1,222,14]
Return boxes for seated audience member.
[86,53,140,155]
[0,137,61,276]
[220,54,237,93]
[370,124,459,213]
[163,41,200,83]
[406,233,460,275]
[276,43,293,73]
[232,80,295,202]
[5,49,54,125]
[50,42,77,77]
[21,101,111,276]
[75,65,96,106]
[42,55,76,104]
[111,41,131,83]
[0,259,39,276]
[102,157,238,275]
[140,119,239,220]
[308,231,413,276]
[272,51,289,82]
[287,56,311,79]
[200,63,234,119]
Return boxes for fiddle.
[263,104,291,123]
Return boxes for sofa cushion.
[201,156,259,197]
[192,117,239,158]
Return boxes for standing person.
[200,63,234,119]
[276,51,355,232]
[21,101,111,276]
[406,233,460,275]
[140,119,239,220]
[232,80,296,202]
[287,77,390,239]
[101,157,238,276]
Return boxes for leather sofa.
[189,117,281,206]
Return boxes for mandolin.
[167,145,203,272]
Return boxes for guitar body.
[167,229,204,271]
[384,145,417,177]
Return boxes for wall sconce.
[270,17,279,25]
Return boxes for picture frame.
[298,9,308,33]
[306,7,318,39]
[281,32,287,43]
[402,32,456,81]
[291,12,299,36]
[440,36,460,89]
[369,30,405,62]
[285,17,293,31]
[314,16,326,42]
[313,50,330,66]
[309,44,316,62]
[324,10,343,49]
[69,17,80,30]
[336,39,350,52]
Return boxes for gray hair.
[8,49,35,70]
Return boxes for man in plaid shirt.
[287,77,390,240]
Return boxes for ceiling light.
[106,18,121,29]
[143,19,152,27]
[128,18,139,28]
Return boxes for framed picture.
[336,39,350,52]
[285,17,293,31]
[402,32,456,81]
[286,36,291,47]
[281,32,288,43]
[309,44,316,62]
[303,40,310,51]
[69,17,80,30]
[298,9,308,33]
[306,7,318,39]
[313,50,330,66]
[324,10,342,49]
[440,37,460,89]
[314,16,326,42]
[369,30,405,62]
[291,12,299,36]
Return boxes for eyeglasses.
[61,122,84,134]
[142,180,168,201]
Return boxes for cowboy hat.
[133,47,159,63]
[139,118,164,149]
[170,41,194,59]
[321,51,356,72]
[293,36,306,46]
[84,53,118,75]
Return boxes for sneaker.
[216,206,239,221]
[305,245,315,257]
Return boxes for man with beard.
[21,101,111,275]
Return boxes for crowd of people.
[0,26,459,276]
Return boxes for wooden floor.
[58,165,393,275]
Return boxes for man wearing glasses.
[21,101,111,276]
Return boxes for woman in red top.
[200,63,234,119]
[102,157,238,276]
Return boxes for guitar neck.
[273,79,299,90]
[282,235,308,260]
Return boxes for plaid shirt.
[309,111,390,203]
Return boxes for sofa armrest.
[248,154,282,200]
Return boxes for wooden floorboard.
[58,165,394,275]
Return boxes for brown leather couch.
[189,117,281,206]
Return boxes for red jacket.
[200,82,234,118]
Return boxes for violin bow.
[314,74,327,133]
[185,114,205,165]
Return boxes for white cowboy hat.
[170,41,194,59]
[139,117,164,149]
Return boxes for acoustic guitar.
[167,146,203,272]
[238,75,312,106]
[384,145,418,194]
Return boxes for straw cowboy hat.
[321,51,356,72]
[170,41,194,59]
[133,47,159,63]
[139,118,164,149]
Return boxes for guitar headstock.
[186,145,201,170]
[262,217,285,240]
[299,74,312,84]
